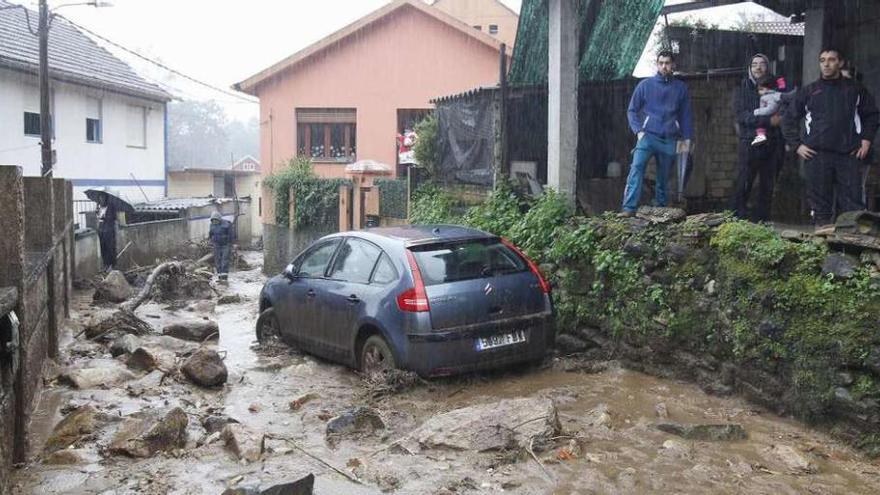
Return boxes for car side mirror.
[283,263,297,281]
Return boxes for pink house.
[234,0,508,183]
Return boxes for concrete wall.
[0,68,167,202]
[433,0,519,47]
[116,219,192,269]
[256,3,502,178]
[263,223,335,276]
[74,230,100,281]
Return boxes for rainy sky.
[26,0,782,121]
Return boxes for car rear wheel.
[360,335,396,374]
[255,307,281,344]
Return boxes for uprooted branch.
[122,261,185,312]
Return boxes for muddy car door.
[276,239,340,348]
[321,237,383,357]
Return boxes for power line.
[58,14,258,104]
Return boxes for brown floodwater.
[12,252,880,494]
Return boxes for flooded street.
[11,252,880,494]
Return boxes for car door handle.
[346,294,360,304]
[306,289,316,298]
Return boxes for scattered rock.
[262,475,315,495]
[555,334,589,355]
[181,349,228,387]
[583,404,612,429]
[656,423,747,441]
[187,300,216,313]
[44,406,101,453]
[623,239,652,258]
[126,370,165,397]
[659,438,691,458]
[62,365,136,389]
[163,320,219,342]
[43,448,90,465]
[147,335,199,354]
[110,334,141,357]
[636,206,687,224]
[654,403,668,419]
[821,253,858,279]
[93,270,132,303]
[664,243,693,263]
[290,393,320,411]
[409,398,559,452]
[249,403,261,413]
[109,408,188,458]
[326,407,385,443]
[203,415,239,435]
[217,294,243,305]
[83,310,153,341]
[126,346,176,372]
[221,424,264,462]
[764,444,817,474]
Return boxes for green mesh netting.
[509,0,665,85]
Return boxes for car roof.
[351,224,495,247]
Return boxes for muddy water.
[12,253,880,494]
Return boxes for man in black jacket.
[732,54,785,222]
[784,47,880,226]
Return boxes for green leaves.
[263,157,349,228]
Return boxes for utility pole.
[39,0,53,178]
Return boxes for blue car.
[256,225,555,376]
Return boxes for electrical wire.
[57,14,258,104]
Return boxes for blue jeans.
[621,133,676,212]
[214,244,230,275]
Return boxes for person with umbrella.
[94,190,119,272]
[209,211,234,281]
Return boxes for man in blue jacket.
[621,51,694,216]
[209,211,234,281]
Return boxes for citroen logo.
[484,283,494,296]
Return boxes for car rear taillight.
[501,238,551,294]
[398,250,430,312]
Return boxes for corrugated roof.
[0,0,171,101]
[747,21,805,36]
[133,197,216,212]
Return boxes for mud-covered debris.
[62,364,136,389]
[126,370,165,397]
[109,407,188,458]
[290,393,320,411]
[408,398,560,453]
[109,334,141,357]
[126,346,176,372]
[44,406,101,453]
[163,320,219,342]
[220,474,314,495]
[187,300,216,313]
[221,424,264,462]
[154,267,215,301]
[181,348,228,387]
[92,270,132,303]
[217,294,244,305]
[326,406,385,443]
[583,404,612,429]
[655,403,669,419]
[83,310,153,341]
[656,423,747,441]
[361,369,424,398]
[555,334,590,355]
[202,415,239,434]
[43,448,93,465]
[763,444,818,474]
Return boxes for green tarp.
[508,0,665,84]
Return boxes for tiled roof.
[746,21,805,36]
[0,0,171,101]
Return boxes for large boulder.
[181,349,228,387]
[163,320,220,342]
[109,334,141,357]
[44,406,101,453]
[325,407,385,444]
[109,407,188,457]
[408,398,559,452]
[62,363,136,389]
[126,346,176,372]
[221,424,264,462]
[92,270,132,303]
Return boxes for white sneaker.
[751,134,767,146]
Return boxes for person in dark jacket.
[732,54,786,222]
[209,211,233,280]
[96,192,118,272]
[783,47,880,226]
[621,51,694,216]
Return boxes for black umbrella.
[84,187,135,213]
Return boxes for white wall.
[0,68,167,202]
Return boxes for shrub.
[263,157,349,228]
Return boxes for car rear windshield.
[409,238,528,286]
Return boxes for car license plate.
[476,330,527,351]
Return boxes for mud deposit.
[12,253,880,494]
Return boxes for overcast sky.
[27,0,781,121]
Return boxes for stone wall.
[117,219,195,269]
[0,166,72,491]
[262,223,336,276]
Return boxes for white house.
[0,0,171,202]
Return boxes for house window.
[23,112,41,136]
[86,97,102,143]
[473,25,482,31]
[126,105,146,148]
[296,108,356,162]
[489,24,499,34]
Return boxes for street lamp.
[1,1,112,177]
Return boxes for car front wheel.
[255,307,281,344]
[360,335,396,374]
